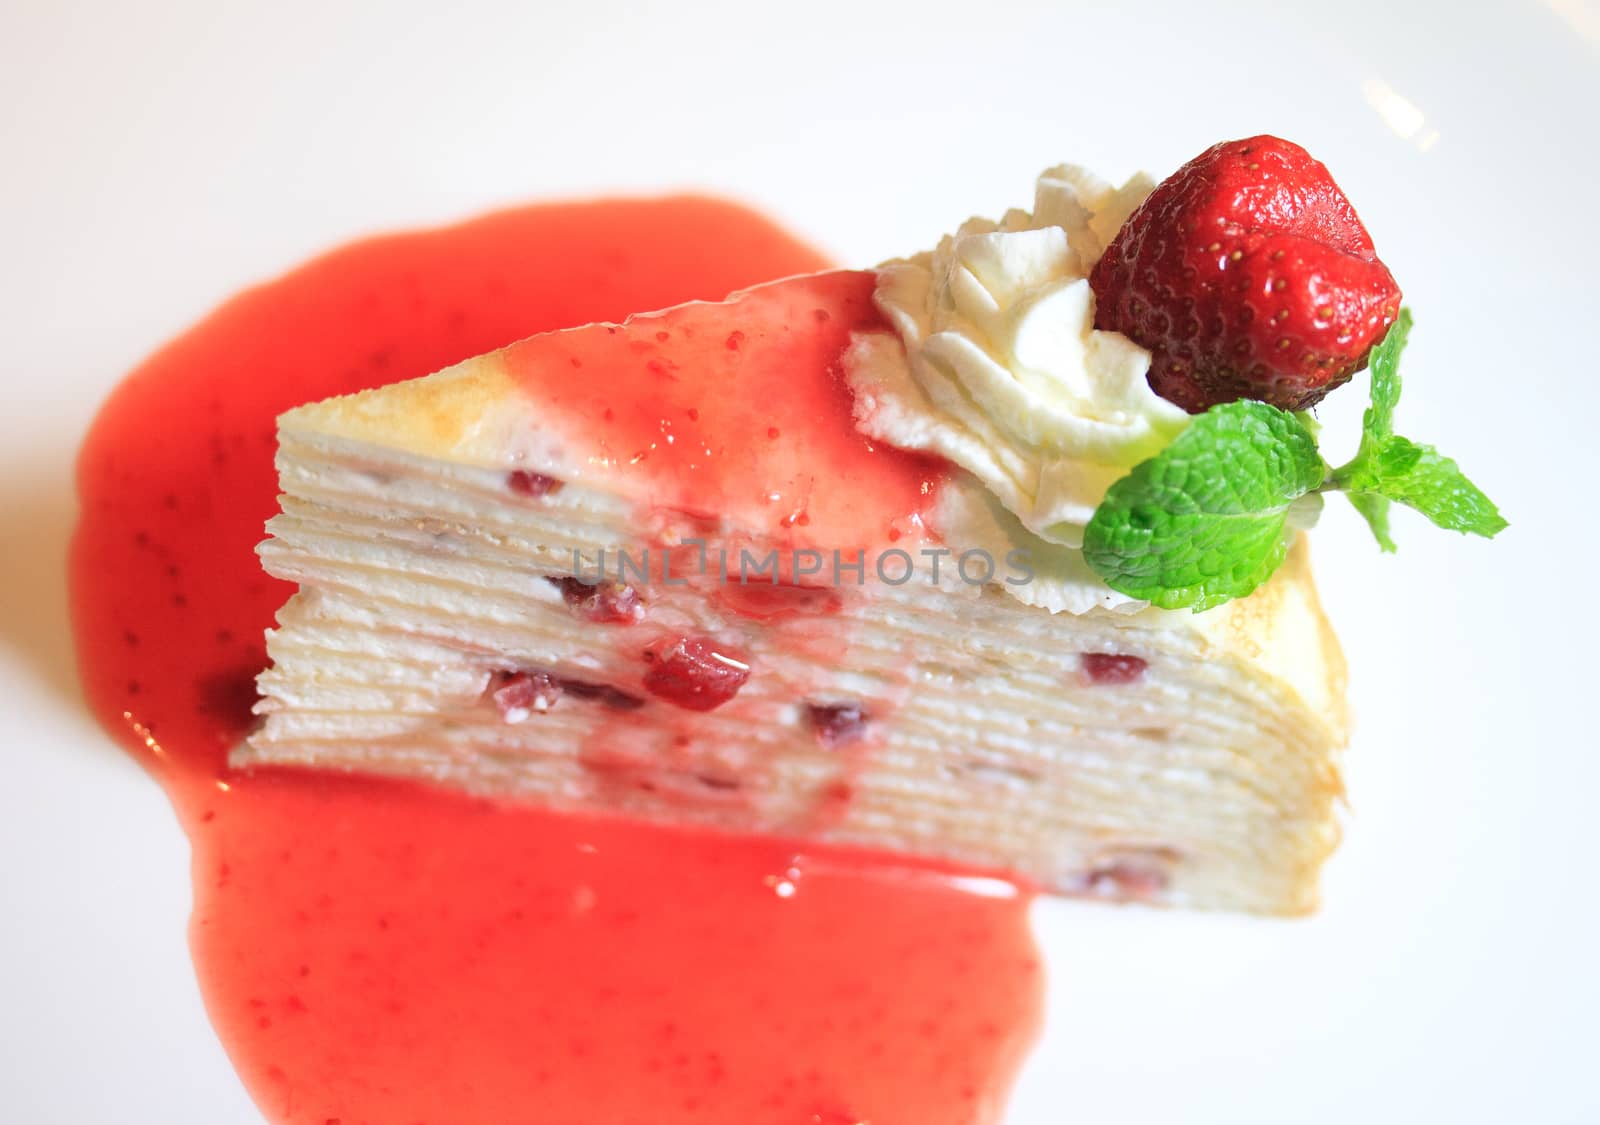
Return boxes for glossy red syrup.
[70,197,1042,1124]
[500,270,942,550]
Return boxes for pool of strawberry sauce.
[69,198,1042,1124]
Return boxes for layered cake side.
[243,264,1347,915]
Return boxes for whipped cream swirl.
[852,165,1190,548]
[847,165,1193,613]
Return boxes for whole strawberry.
[1089,136,1401,413]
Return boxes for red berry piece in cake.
[559,677,647,711]
[805,702,868,748]
[1089,135,1402,412]
[1081,846,1182,901]
[1085,860,1169,900]
[1081,653,1148,685]
[507,469,564,498]
[489,670,562,722]
[717,582,843,623]
[642,636,750,712]
[551,576,643,624]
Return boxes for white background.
[3,0,1597,1121]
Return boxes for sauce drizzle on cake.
[70,196,1042,1125]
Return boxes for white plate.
[3,0,1596,1121]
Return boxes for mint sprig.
[1084,311,1506,610]
[1324,309,1409,552]
[1083,402,1324,611]
[1328,310,1508,545]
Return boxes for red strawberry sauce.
[498,268,942,550]
[69,197,1042,1124]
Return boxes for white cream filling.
[847,165,1194,614]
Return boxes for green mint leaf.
[1349,437,1508,538]
[1346,491,1396,552]
[1362,307,1412,446]
[1335,311,1411,488]
[1083,401,1327,611]
[1333,307,1507,544]
[1085,309,1503,614]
